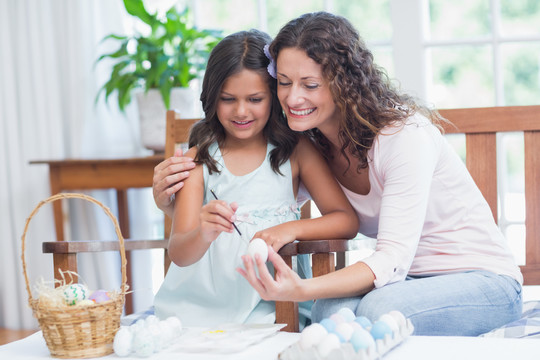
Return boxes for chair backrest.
[439,105,540,285]
[163,110,200,272]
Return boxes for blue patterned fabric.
[480,301,540,338]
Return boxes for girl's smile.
[217,69,271,142]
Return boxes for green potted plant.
[96,0,222,151]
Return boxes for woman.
[152,12,522,336]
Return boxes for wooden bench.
[439,105,540,284]
[42,105,540,333]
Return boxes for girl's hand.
[237,246,303,302]
[253,226,295,252]
[200,200,239,243]
[153,148,196,217]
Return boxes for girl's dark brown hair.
[270,12,444,171]
[189,29,297,175]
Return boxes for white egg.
[335,322,354,341]
[378,314,399,333]
[336,307,356,322]
[165,316,183,335]
[299,323,328,349]
[131,319,146,331]
[132,327,155,357]
[247,238,268,262]
[145,315,159,326]
[147,323,165,351]
[387,310,407,328]
[316,333,341,357]
[159,321,174,346]
[113,326,133,357]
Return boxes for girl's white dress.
[154,142,311,327]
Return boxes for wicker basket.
[21,193,127,358]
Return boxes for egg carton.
[279,318,414,360]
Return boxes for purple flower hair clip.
[263,44,277,79]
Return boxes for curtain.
[0,0,158,329]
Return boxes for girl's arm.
[253,137,359,250]
[168,147,238,267]
[237,245,375,302]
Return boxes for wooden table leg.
[116,189,134,315]
[49,167,64,241]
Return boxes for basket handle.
[21,193,127,304]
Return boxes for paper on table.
[170,323,286,354]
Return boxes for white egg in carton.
[279,309,414,360]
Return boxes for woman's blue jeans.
[311,270,522,336]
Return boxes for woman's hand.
[237,245,304,302]
[200,200,239,243]
[153,148,196,217]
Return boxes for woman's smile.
[289,107,316,117]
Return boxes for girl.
[153,29,358,327]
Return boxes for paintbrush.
[210,189,242,236]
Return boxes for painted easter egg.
[350,327,375,352]
[319,318,337,333]
[89,289,110,303]
[62,283,89,306]
[370,320,393,340]
[76,299,95,307]
[329,313,346,325]
[354,315,372,329]
[247,238,268,262]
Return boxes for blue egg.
[336,307,356,322]
[370,320,393,340]
[350,328,375,352]
[319,318,337,333]
[354,316,372,329]
[333,330,346,343]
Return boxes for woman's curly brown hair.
[270,12,444,172]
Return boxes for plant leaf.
[123,0,154,26]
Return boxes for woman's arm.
[253,137,359,250]
[168,147,238,267]
[237,245,375,302]
[152,148,196,218]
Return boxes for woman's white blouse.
[342,114,523,288]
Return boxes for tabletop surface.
[29,154,164,165]
[2,330,539,360]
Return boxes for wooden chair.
[439,105,540,284]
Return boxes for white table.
[2,331,540,359]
